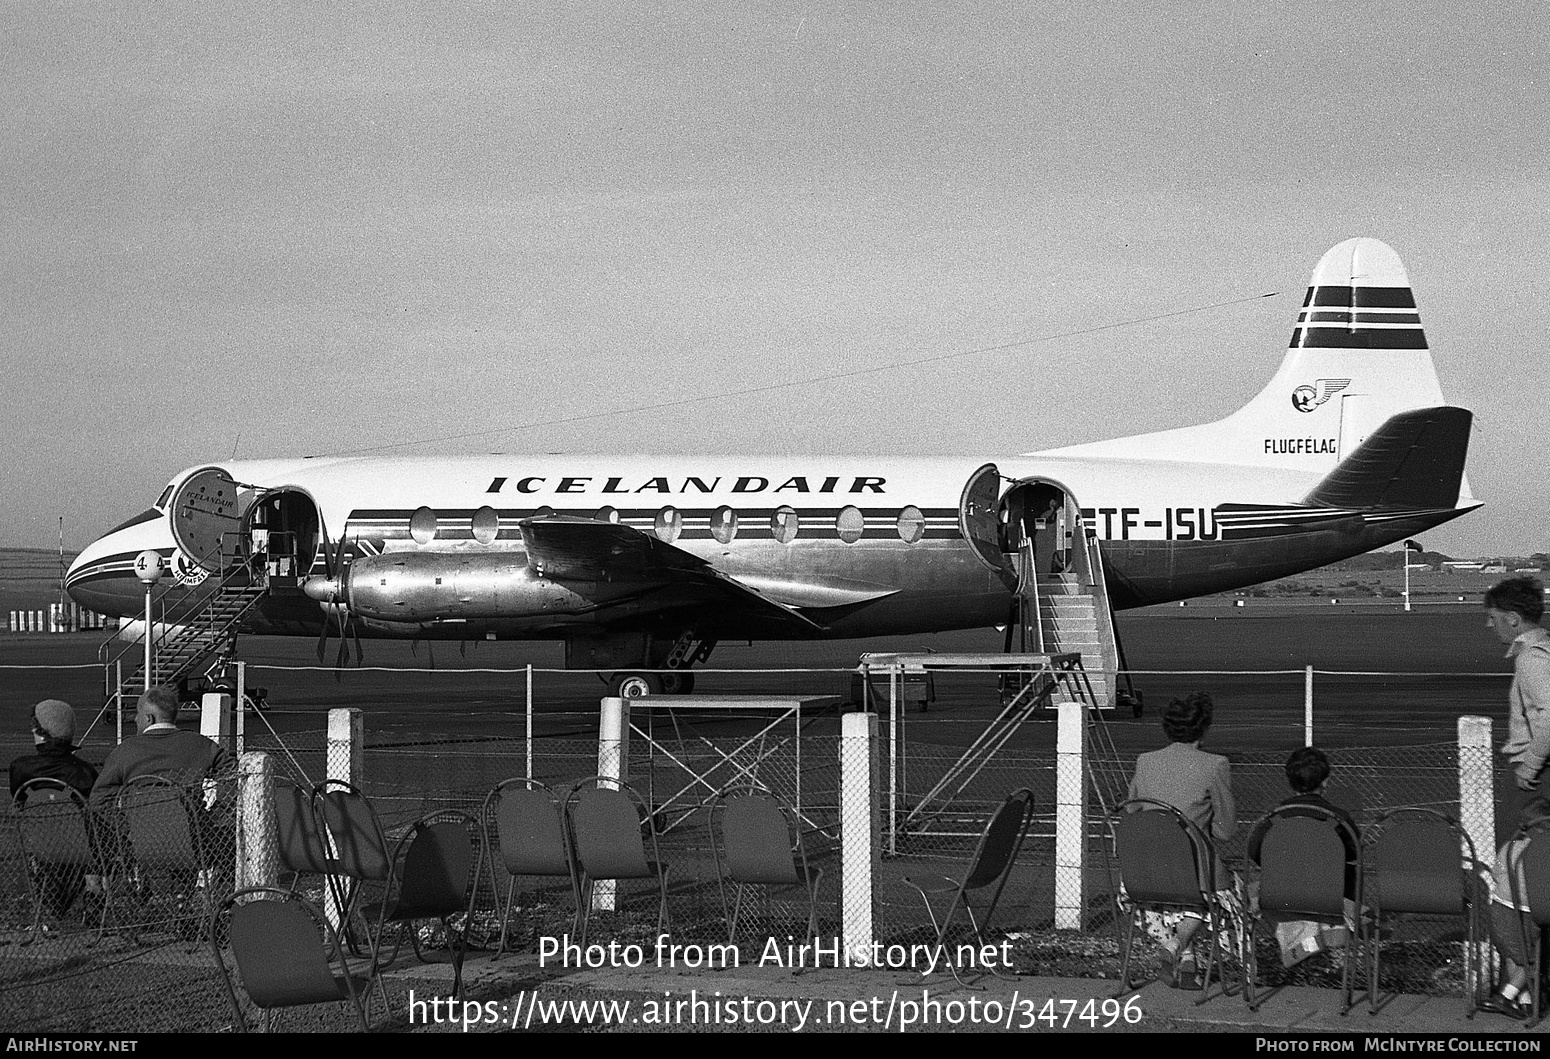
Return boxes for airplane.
[66,237,1477,700]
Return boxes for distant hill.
[0,547,76,613]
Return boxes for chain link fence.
[0,659,1524,1030]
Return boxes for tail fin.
[1034,237,1449,474]
[1301,406,1472,510]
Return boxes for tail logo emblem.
[1291,378,1351,413]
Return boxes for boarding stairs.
[1011,529,1120,710]
[102,562,269,712]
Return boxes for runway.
[0,600,1510,761]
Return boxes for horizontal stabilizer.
[1301,406,1472,510]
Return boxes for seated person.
[91,686,235,879]
[90,686,231,802]
[9,699,100,915]
[1245,746,1360,966]
[1483,795,1550,1015]
[10,699,97,803]
[1126,691,1238,989]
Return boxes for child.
[1246,746,1360,967]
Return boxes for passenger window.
[471,506,499,545]
[409,506,438,545]
[711,505,737,544]
[897,505,925,544]
[836,506,865,544]
[654,506,682,543]
[771,505,799,544]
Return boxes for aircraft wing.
[517,516,830,632]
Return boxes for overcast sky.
[3,2,1545,555]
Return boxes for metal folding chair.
[707,786,825,944]
[362,809,480,1005]
[565,777,671,947]
[273,775,333,896]
[14,778,109,944]
[314,779,392,949]
[1111,797,1238,1003]
[212,886,373,1032]
[117,775,213,948]
[902,787,1034,986]
[1246,804,1364,1015]
[1506,823,1550,1028]
[480,778,578,957]
[1363,807,1480,1018]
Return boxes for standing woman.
[1127,690,1238,988]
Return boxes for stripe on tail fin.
[1301,406,1472,510]
[1291,238,1427,350]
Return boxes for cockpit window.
[154,485,175,510]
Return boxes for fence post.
[1457,714,1495,997]
[593,696,630,912]
[840,710,878,962]
[888,665,898,857]
[200,691,234,753]
[324,709,363,931]
[235,660,245,757]
[525,663,534,780]
[327,708,363,788]
[1055,700,1088,930]
[237,751,277,890]
[1304,666,1314,746]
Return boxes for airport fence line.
[0,660,1524,1031]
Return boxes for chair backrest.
[488,780,571,877]
[316,780,390,881]
[1113,799,1212,910]
[963,788,1035,891]
[273,777,331,875]
[716,791,801,886]
[391,816,477,920]
[118,775,201,870]
[567,780,651,880]
[14,777,71,808]
[1366,808,1470,916]
[219,888,352,1010]
[1256,806,1356,918]
[1514,824,1550,928]
[15,780,97,868]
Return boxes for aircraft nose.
[65,508,173,619]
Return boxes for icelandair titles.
[485,475,887,495]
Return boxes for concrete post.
[237,751,277,890]
[593,696,631,912]
[840,711,878,963]
[325,708,363,929]
[1055,700,1088,930]
[200,693,235,753]
[327,708,364,788]
[1304,666,1314,747]
[1458,714,1495,994]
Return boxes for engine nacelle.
[342,552,606,622]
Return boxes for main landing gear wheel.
[660,672,695,695]
[609,672,662,700]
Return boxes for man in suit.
[91,685,231,803]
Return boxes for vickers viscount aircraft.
[67,238,1477,698]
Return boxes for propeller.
[303,527,364,672]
